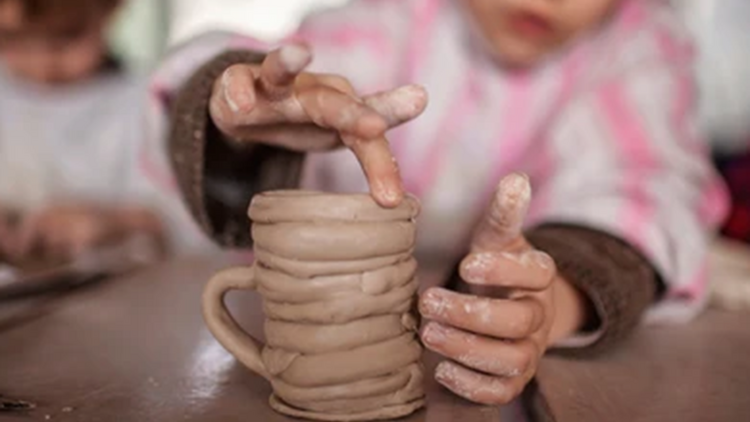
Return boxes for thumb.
[470,173,532,252]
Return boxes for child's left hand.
[419,173,588,405]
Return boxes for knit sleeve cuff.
[526,224,658,357]
[169,50,305,248]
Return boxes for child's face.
[464,0,622,66]
[0,4,113,85]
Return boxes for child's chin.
[492,43,548,69]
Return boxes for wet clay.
[203,191,425,421]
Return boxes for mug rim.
[248,190,420,223]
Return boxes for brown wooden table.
[526,240,750,422]
[3,256,749,422]
[530,309,750,422]
[0,256,510,422]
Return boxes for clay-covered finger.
[296,85,387,139]
[363,85,428,128]
[434,361,527,405]
[343,134,404,208]
[260,43,313,99]
[419,287,544,339]
[300,80,428,129]
[459,250,555,291]
[249,124,341,151]
[312,74,357,96]
[209,64,260,136]
[470,173,532,252]
[219,64,257,114]
[421,322,539,377]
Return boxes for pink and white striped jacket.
[152,0,728,323]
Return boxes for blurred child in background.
[0,0,210,264]
[156,0,727,406]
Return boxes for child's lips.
[506,10,555,39]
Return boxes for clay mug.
[202,190,426,421]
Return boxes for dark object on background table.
[0,394,36,412]
[0,266,103,304]
[0,235,162,303]
[715,150,750,243]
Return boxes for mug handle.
[202,265,270,380]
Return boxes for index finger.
[343,134,405,207]
[459,250,556,291]
[419,287,545,339]
[259,43,312,100]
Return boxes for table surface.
[0,256,511,422]
[533,309,750,422]
[530,240,750,422]
[2,255,750,422]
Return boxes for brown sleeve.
[526,224,659,357]
[169,50,305,248]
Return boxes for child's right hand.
[209,43,428,207]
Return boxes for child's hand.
[419,173,587,405]
[210,43,428,207]
[6,205,165,262]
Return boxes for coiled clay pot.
[202,190,425,421]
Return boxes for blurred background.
[109,0,349,70]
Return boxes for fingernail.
[501,173,530,193]
[420,289,449,318]
[379,186,402,207]
[532,251,554,270]
[461,252,494,284]
[390,85,428,116]
[279,44,311,73]
[498,173,531,208]
[221,70,241,113]
[435,361,456,383]
[422,322,448,346]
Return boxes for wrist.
[548,275,594,345]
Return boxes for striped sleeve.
[533,32,728,324]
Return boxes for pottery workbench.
[0,256,513,422]
[1,256,750,422]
